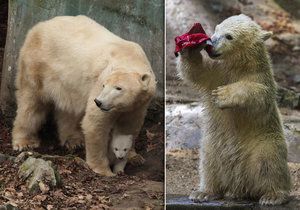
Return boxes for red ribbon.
[174,23,212,57]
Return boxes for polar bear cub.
[177,14,290,205]
[109,131,133,174]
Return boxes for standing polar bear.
[177,14,291,205]
[12,15,156,176]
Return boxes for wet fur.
[177,14,291,205]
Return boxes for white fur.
[178,14,290,205]
[12,15,156,176]
[108,131,133,174]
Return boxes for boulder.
[18,157,61,193]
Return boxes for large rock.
[18,157,61,193]
[166,103,203,151]
[0,204,19,210]
[283,110,300,163]
[277,86,300,109]
[274,33,300,51]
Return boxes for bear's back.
[17,15,155,114]
[23,15,123,57]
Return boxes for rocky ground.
[0,103,164,209]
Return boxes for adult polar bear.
[12,15,156,176]
[178,14,290,205]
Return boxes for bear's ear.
[239,14,252,20]
[261,31,273,41]
[140,73,151,90]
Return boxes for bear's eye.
[124,149,127,152]
[103,84,105,88]
[225,34,233,40]
[116,87,122,91]
[115,148,118,151]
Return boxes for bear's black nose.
[118,157,124,160]
[94,99,102,107]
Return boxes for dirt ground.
[0,103,164,209]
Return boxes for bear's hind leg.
[12,90,47,151]
[190,190,223,203]
[251,139,291,205]
[259,191,289,205]
[56,110,84,149]
[189,159,223,202]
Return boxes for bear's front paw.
[92,167,116,177]
[62,138,84,150]
[189,190,222,203]
[113,166,125,175]
[115,170,125,176]
[12,138,40,151]
[259,192,289,205]
[212,86,235,109]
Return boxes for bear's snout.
[94,98,112,112]
[94,98,102,107]
[208,44,222,59]
[209,36,223,58]
[209,49,222,58]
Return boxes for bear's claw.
[93,168,116,177]
[259,192,289,205]
[116,171,125,176]
[212,86,235,109]
[189,190,222,203]
[12,138,40,151]
[61,138,84,150]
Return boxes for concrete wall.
[0,0,164,118]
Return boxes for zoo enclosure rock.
[277,86,300,109]
[18,157,60,193]
[166,103,203,150]
[0,0,164,120]
[0,204,19,210]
